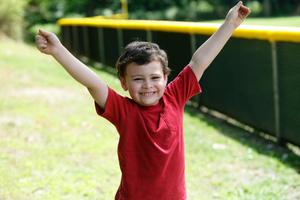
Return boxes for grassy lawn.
[205,16,300,27]
[1,38,300,200]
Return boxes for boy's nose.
[142,80,152,89]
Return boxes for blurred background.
[1,0,300,42]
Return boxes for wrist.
[223,19,237,31]
[52,43,66,58]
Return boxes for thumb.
[233,1,243,11]
[38,29,60,45]
[39,29,53,37]
[234,1,243,10]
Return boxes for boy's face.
[120,60,168,107]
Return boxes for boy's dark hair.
[116,41,170,79]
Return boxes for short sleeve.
[95,86,135,132]
[165,65,201,107]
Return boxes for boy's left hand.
[226,1,251,28]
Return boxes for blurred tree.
[23,0,300,32]
[257,0,299,17]
[25,0,123,25]
[25,0,66,25]
[0,0,28,40]
[3,0,298,41]
[61,0,122,17]
[295,2,300,15]
[263,0,270,16]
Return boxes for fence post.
[147,31,152,42]
[190,34,196,55]
[98,27,105,64]
[72,26,79,54]
[190,34,201,107]
[271,42,281,143]
[117,29,124,56]
[64,26,71,51]
[83,26,90,58]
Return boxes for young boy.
[35,2,250,199]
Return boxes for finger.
[35,38,47,46]
[35,34,45,41]
[36,44,47,53]
[239,5,251,18]
[36,43,46,49]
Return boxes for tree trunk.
[86,0,96,17]
[263,0,270,17]
[294,3,300,15]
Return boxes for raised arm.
[189,1,251,81]
[35,29,108,110]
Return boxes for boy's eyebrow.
[130,73,162,78]
[130,74,142,78]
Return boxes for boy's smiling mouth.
[141,92,156,96]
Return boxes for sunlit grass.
[0,40,121,199]
[0,39,299,199]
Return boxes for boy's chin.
[137,100,159,107]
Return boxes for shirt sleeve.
[95,86,134,132]
[165,65,202,107]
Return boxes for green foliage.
[245,1,263,17]
[25,0,66,26]
[0,0,28,40]
[129,1,217,21]
[27,23,60,43]
[267,0,299,16]
[3,0,300,41]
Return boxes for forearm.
[36,29,109,109]
[189,1,250,81]
[189,21,236,80]
[53,45,103,89]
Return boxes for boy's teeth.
[142,92,154,96]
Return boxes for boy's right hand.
[35,29,61,56]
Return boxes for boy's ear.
[164,74,168,85]
[120,77,128,91]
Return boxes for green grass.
[204,16,300,27]
[1,39,300,199]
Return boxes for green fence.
[57,18,300,146]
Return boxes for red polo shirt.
[95,65,201,200]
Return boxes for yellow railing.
[57,18,300,43]
[57,16,300,146]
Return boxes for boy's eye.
[133,78,142,81]
[152,77,160,80]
